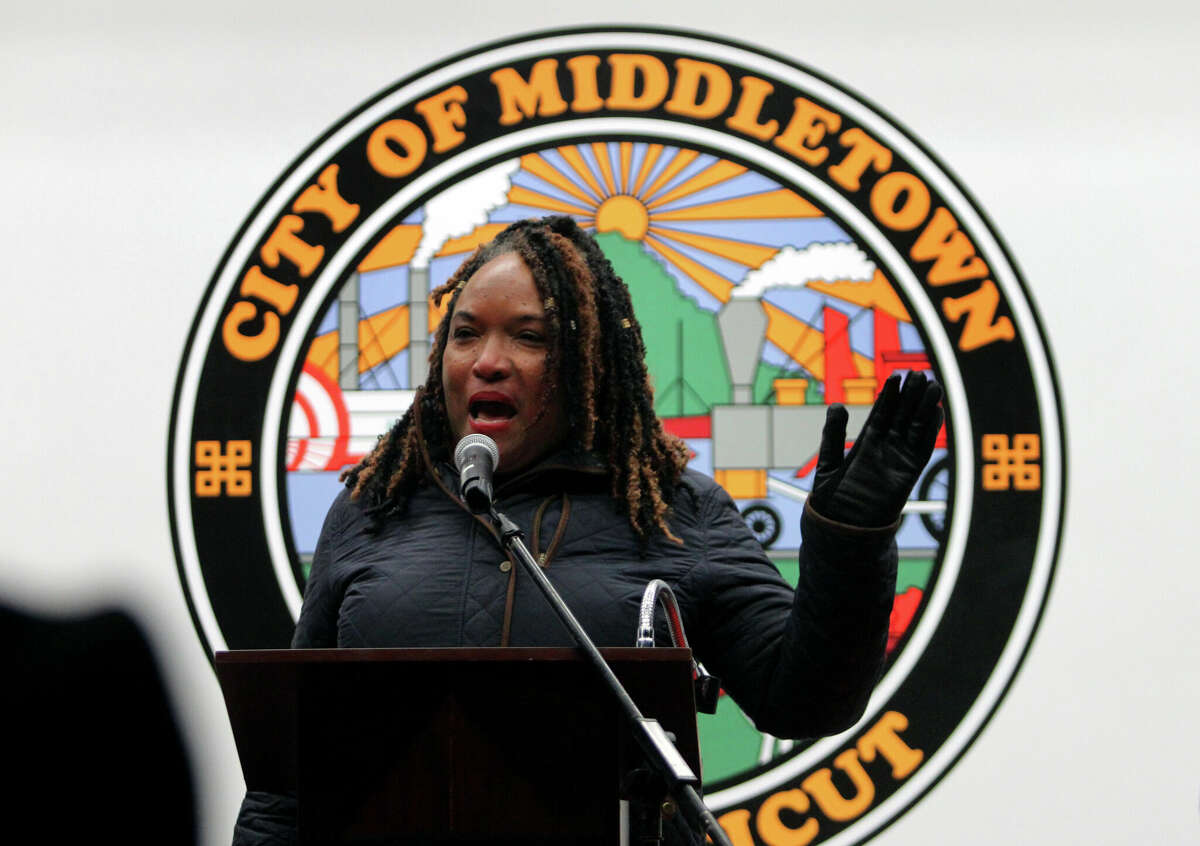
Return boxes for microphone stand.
[488,505,733,846]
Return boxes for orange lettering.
[857,710,924,779]
[665,58,733,119]
[490,60,568,125]
[870,171,931,231]
[238,266,297,314]
[726,76,779,141]
[801,749,875,822]
[366,119,428,178]
[773,98,841,166]
[565,55,603,113]
[715,809,756,846]
[414,85,469,153]
[943,279,1015,351]
[910,206,989,286]
[260,214,322,277]
[222,301,279,362]
[756,789,819,846]
[828,127,892,192]
[292,164,359,233]
[606,53,670,111]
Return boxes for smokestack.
[717,299,767,404]
[408,266,430,388]
[338,273,359,390]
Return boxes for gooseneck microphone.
[454,434,500,514]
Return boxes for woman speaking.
[234,215,942,844]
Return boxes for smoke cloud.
[731,242,876,299]
[411,158,521,268]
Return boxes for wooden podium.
[216,647,700,845]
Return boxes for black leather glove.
[809,371,944,528]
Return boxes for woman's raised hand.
[808,371,944,528]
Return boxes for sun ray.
[642,149,701,200]
[305,331,339,384]
[357,306,408,375]
[763,301,825,380]
[429,294,448,332]
[653,189,823,221]
[358,224,422,273]
[557,145,606,200]
[632,144,665,196]
[506,185,595,216]
[434,223,510,257]
[644,233,736,303]
[760,302,874,380]
[591,142,618,196]
[619,142,633,193]
[306,304,411,381]
[645,160,748,211]
[647,226,780,269]
[807,270,911,321]
[520,153,601,208]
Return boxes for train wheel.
[918,455,951,542]
[742,503,782,549]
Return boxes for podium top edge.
[215,646,693,664]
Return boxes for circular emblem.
[169,27,1065,844]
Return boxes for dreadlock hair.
[341,215,691,543]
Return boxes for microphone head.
[454,434,499,471]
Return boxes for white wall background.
[3,1,1197,843]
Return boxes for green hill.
[597,232,731,415]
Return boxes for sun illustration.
[506,142,823,305]
[595,194,648,240]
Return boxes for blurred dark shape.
[1,601,197,843]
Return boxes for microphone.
[454,434,499,514]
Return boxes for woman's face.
[441,252,567,474]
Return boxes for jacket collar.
[435,448,608,500]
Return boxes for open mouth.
[469,397,517,423]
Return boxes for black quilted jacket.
[233,455,898,845]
